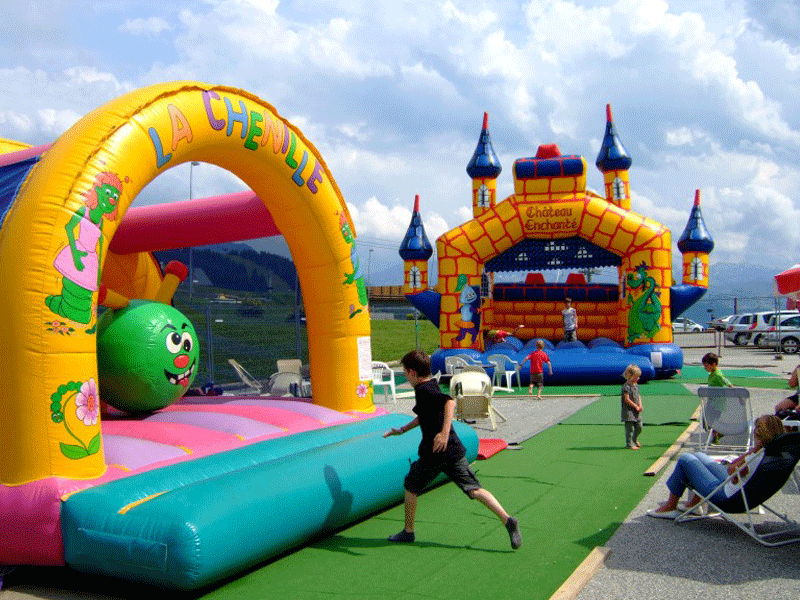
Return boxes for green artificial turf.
[561,394,698,425]
[678,365,778,379]
[490,378,696,398]
[200,418,686,600]
[3,391,692,600]
[675,365,789,389]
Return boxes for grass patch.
[369,318,441,363]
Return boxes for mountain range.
[167,238,786,324]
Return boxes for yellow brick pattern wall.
[402,260,429,295]
[436,154,675,349]
[682,251,710,288]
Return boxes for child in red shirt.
[522,339,553,399]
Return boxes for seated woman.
[775,364,800,418]
[647,415,785,519]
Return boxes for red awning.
[774,264,800,299]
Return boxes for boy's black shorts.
[404,455,481,496]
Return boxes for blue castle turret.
[399,194,433,261]
[596,104,633,209]
[466,112,502,218]
[400,195,440,325]
[677,189,715,254]
[466,112,502,179]
[671,189,714,317]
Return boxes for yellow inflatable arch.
[0,82,374,485]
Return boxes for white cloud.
[36,108,82,134]
[0,110,34,134]
[64,67,126,92]
[4,0,800,275]
[441,1,498,33]
[665,127,708,146]
[119,17,172,36]
[348,197,412,239]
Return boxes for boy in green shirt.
[702,352,733,388]
[701,352,733,443]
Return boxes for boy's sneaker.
[388,529,415,543]
[505,516,522,549]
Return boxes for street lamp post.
[188,161,200,300]
[367,248,373,300]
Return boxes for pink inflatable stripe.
[208,399,356,425]
[102,420,239,449]
[0,143,51,167]
[0,400,371,565]
[103,435,188,471]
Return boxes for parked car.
[757,313,800,353]
[749,310,800,346]
[708,314,734,331]
[724,313,757,345]
[672,317,704,333]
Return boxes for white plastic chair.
[486,354,522,390]
[267,371,304,397]
[276,358,302,375]
[371,361,397,404]
[444,356,470,376]
[450,370,506,430]
[697,386,754,454]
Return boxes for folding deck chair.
[449,370,506,430]
[227,358,265,394]
[674,432,800,546]
[697,386,754,454]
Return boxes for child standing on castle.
[621,364,643,450]
[522,339,553,399]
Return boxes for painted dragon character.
[625,262,662,344]
[339,212,368,318]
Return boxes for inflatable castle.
[0,82,478,590]
[400,106,714,384]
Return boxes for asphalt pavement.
[573,333,800,600]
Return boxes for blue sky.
[3,0,800,283]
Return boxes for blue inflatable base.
[432,338,682,385]
[61,415,478,590]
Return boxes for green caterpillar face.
[162,323,197,388]
[96,183,120,214]
[97,300,200,413]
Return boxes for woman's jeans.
[667,452,729,501]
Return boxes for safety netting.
[485,236,621,274]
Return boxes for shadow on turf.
[315,533,513,555]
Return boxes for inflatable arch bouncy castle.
[0,83,478,589]
[400,107,714,383]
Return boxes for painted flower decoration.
[75,378,100,426]
[356,383,368,397]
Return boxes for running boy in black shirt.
[383,349,522,549]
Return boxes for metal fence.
[171,295,309,387]
[169,292,791,387]
[685,294,789,326]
